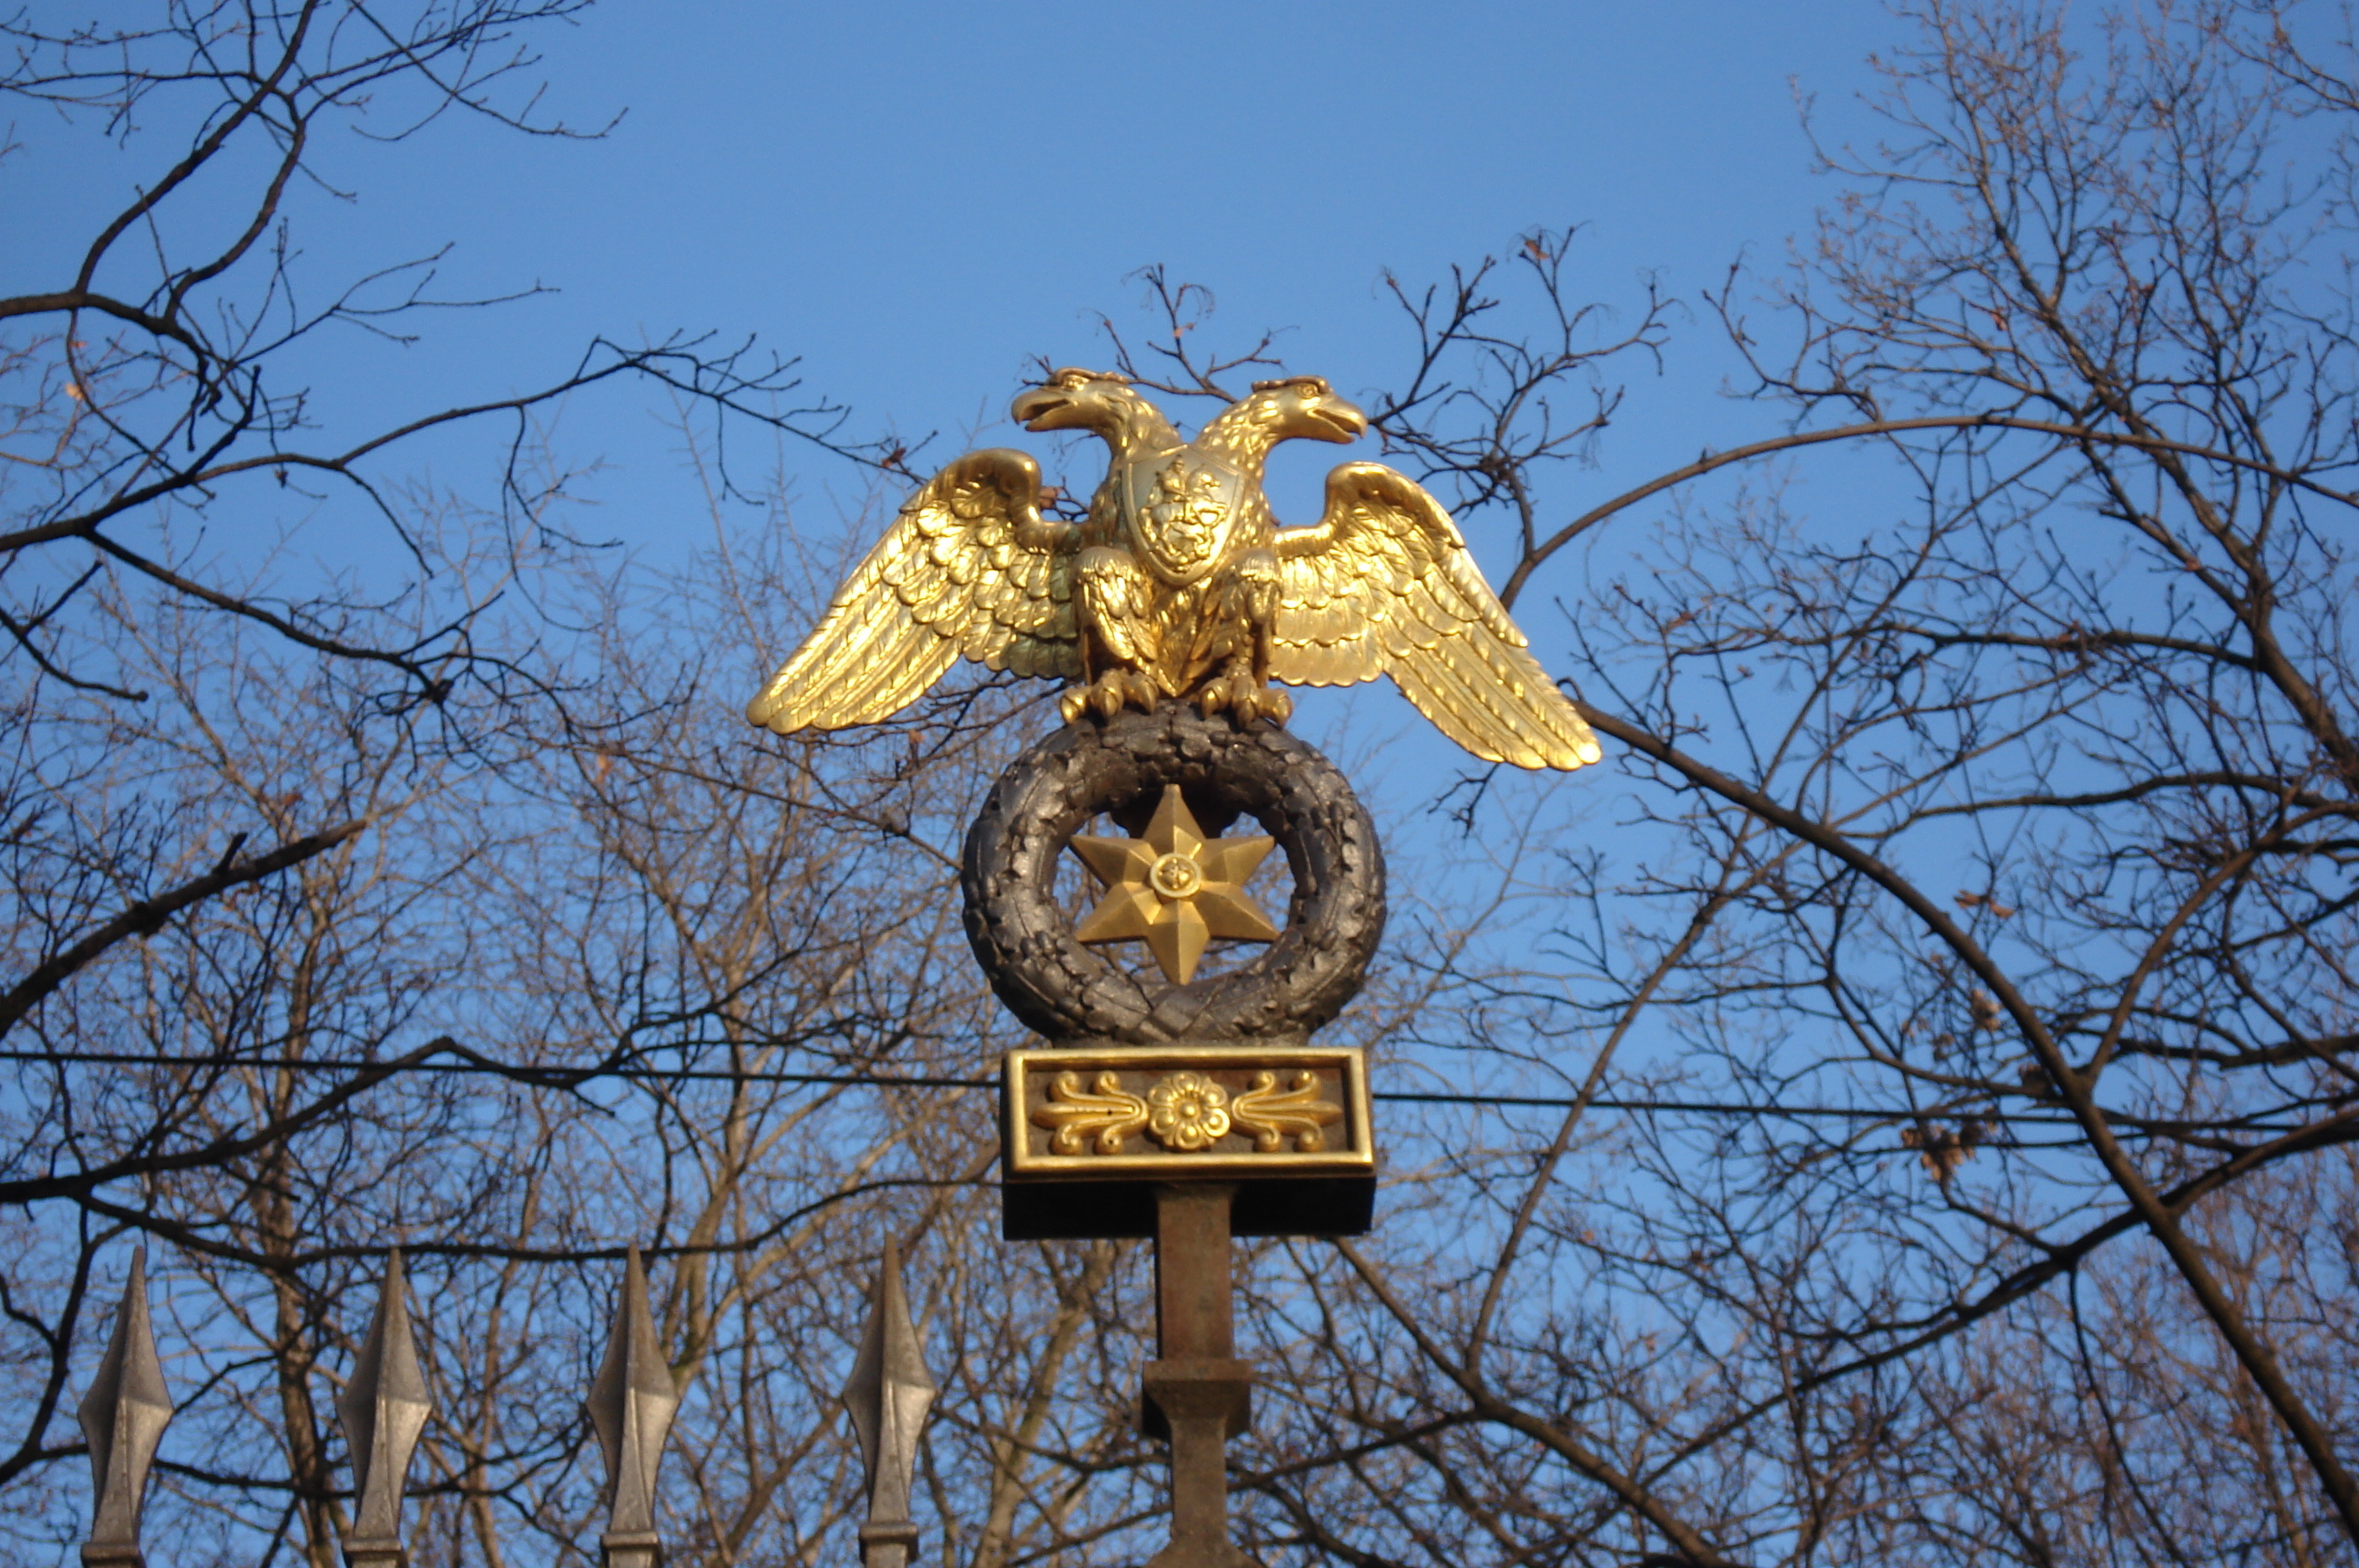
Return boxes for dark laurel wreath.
[960,708,1386,1044]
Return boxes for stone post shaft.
[1143,1184,1257,1568]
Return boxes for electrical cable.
[0,1047,2323,1132]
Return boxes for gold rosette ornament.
[1070,786,1279,983]
[1145,1072,1232,1152]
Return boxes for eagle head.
[1241,375,1369,445]
[1014,368,1149,436]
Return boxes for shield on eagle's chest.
[1119,450,1247,586]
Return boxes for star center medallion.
[1150,854,1203,900]
[1070,785,1280,983]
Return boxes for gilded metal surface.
[1031,1070,1151,1154]
[1071,785,1278,984]
[1145,1071,1233,1151]
[1229,1070,1344,1153]
[747,369,1603,771]
[1004,1044,1373,1179]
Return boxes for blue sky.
[80,1,1906,539]
[446,1,1892,436]
[11,0,1909,816]
[12,0,1905,577]
[529,4,1873,452]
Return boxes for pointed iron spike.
[337,1249,434,1568]
[841,1240,935,1568]
[77,1247,172,1568]
[584,1246,681,1568]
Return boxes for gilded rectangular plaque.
[1002,1044,1374,1182]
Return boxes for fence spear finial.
[585,1246,680,1568]
[337,1249,433,1568]
[78,1247,172,1568]
[841,1240,935,1568]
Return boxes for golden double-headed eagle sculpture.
[746,369,1603,771]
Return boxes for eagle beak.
[1311,396,1368,443]
[1012,385,1075,431]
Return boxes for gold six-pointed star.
[1070,785,1280,984]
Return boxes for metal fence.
[70,1243,926,1568]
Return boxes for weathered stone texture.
[961,709,1385,1044]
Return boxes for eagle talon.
[1197,669,1288,725]
[1066,672,1155,722]
[1241,686,1292,725]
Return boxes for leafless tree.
[22,4,2359,1568]
[0,4,905,1564]
[1118,5,2359,1567]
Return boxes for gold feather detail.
[746,449,1081,735]
[1272,463,1601,771]
[747,375,1602,773]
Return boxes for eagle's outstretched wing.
[1272,462,1603,771]
[746,448,1081,733]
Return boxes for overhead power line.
[0,1047,2321,1134]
